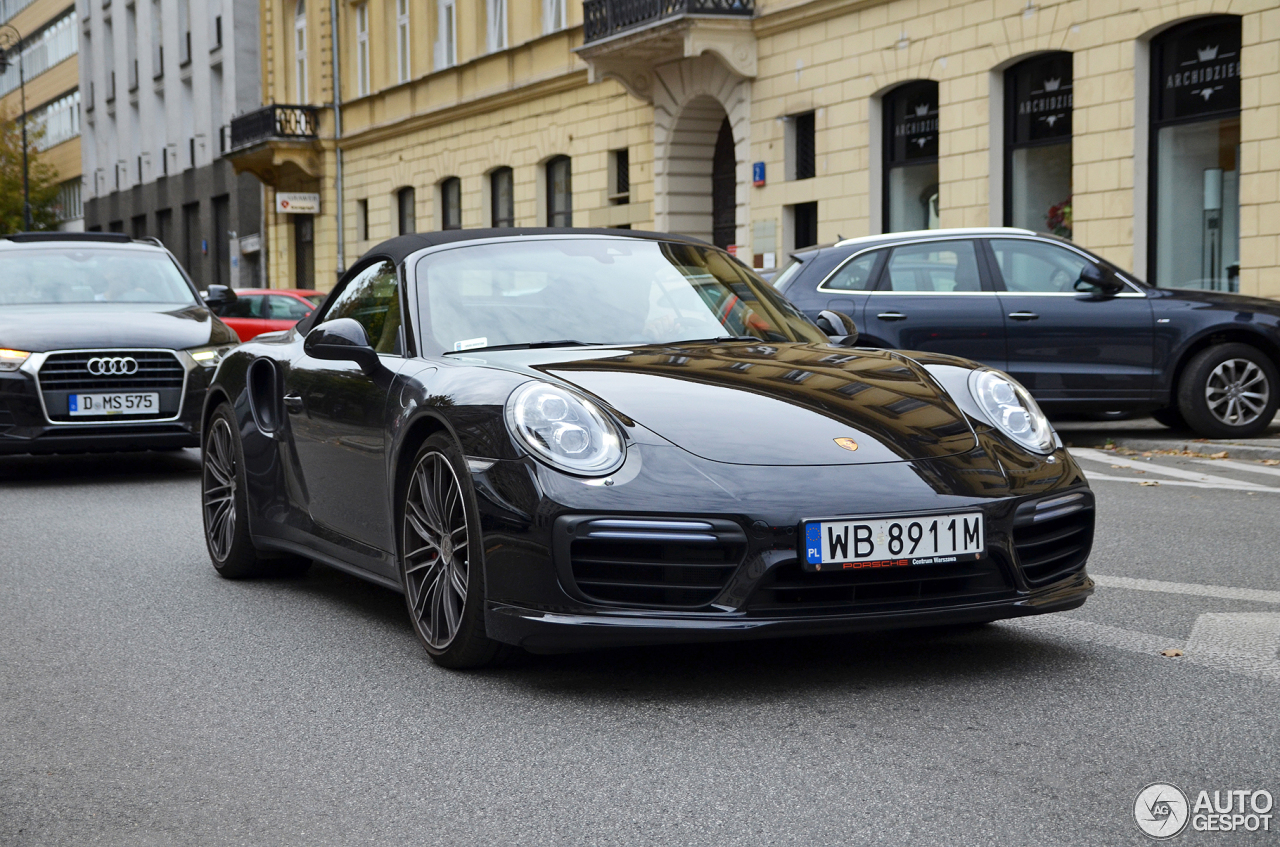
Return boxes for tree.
[0,106,61,234]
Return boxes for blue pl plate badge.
[804,522,821,566]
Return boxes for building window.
[787,111,815,180]
[33,91,81,150]
[882,80,939,233]
[178,0,191,64]
[294,0,307,102]
[789,201,818,250]
[355,3,369,96]
[542,0,564,34]
[609,149,629,205]
[55,179,83,222]
[440,177,462,230]
[1150,16,1241,292]
[486,0,506,53]
[397,187,416,234]
[396,0,410,83]
[1,12,79,98]
[1005,52,1073,237]
[546,156,571,227]
[436,0,456,70]
[490,167,514,227]
[356,198,368,240]
[151,0,164,78]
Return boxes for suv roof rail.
[2,231,134,244]
[137,236,165,248]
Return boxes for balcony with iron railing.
[582,0,754,44]
[225,104,323,186]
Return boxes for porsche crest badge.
[834,438,859,452]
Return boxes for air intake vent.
[747,553,1014,614]
[555,516,747,609]
[1012,491,1094,585]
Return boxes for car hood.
[0,304,235,352]
[1150,287,1280,314]
[492,342,981,466]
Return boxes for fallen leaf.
[1111,464,1123,469]
[1160,648,1184,658]
[1140,480,1160,486]
[1209,451,1229,459]
[1141,452,1154,457]
[1263,460,1280,466]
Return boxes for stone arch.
[653,54,751,247]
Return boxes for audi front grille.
[36,350,188,424]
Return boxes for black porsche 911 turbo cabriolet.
[201,228,1095,667]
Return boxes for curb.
[1062,434,1280,462]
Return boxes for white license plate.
[68,392,160,416]
[802,512,985,572]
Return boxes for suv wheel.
[1177,344,1279,438]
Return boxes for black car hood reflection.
[490,342,980,466]
[0,304,233,352]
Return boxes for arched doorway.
[664,95,737,247]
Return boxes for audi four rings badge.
[87,357,140,376]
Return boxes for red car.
[217,289,326,342]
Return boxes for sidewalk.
[1053,414,1280,461]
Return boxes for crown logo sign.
[1198,87,1216,102]
[1043,77,1061,92]
[914,137,929,148]
[1044,115,1060,127]
[914,103,930,117]
[1198,45,1218,62]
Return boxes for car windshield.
[0,248,197,306]
[416,238,827,353]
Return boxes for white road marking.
[1090,574,1280,605]
[1187,613,1280,660]
[1070,448,1274,489]
[1192,458,1280,478]
[1075,472,1278,492]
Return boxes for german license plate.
[802,512,985,572]
[69,392,160,416]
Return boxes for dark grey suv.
[0,232,240,454]
[775,227,1280,438]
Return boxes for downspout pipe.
[329,0,345,280]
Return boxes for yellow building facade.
[1,0,82,229]
[231,0,1279,299]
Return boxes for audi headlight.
[0,349,31,372]
[968,368,1055,454]
[504,381,625,476]
[188,344,237,368]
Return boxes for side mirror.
[815,310,859,347]
[1074,264,1124,296]
[203,284,237,310]
[304,318,382,373]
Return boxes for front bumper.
[471,438,1096,652]
[0,350,211,454]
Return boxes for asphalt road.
[2,447,1278,846]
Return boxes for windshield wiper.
[444,339,598,354]
[674,336,760,344]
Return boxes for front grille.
[558,517,747,609]
[1012,492,1094,585]
[746,553,1015,614]
[38,350,186,391]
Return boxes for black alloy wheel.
[202,405,265,577]
[1178,343,1279,438]
[400,433,503,668]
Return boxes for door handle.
[283,393,304,413]
[876,311,908,321]
[1008,311,1040,321]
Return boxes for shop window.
[490,167,514,227]
[1005,52,1073,237]
[440,177,462,230]
[1150,16,1241,292]
[882,81,939,233]
[546,156,571,227]
[397,186,416,235]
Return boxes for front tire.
[202,405,268,578]
[400,433,503,669]
[1177,344,1279,438]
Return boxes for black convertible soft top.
[362,227,711,266]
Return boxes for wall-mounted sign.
[1009,53,1073,144]
[239,233,261,253]
[276,193,321,214]
[752,161,766,187]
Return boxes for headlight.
[188,344,238,368]
[0,349,31,372]
[968,368,1055,454]
[504,381,625,476]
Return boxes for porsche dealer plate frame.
[801,512,985,572]
[68,392,160,416]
